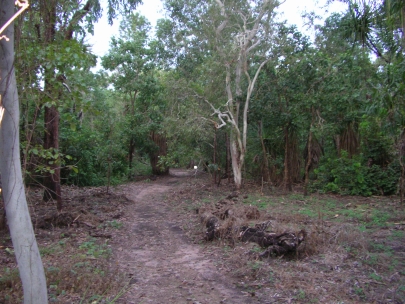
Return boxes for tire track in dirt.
[114,177,254,304]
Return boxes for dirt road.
[114,177,254,304]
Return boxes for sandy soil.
[113,176,254,304]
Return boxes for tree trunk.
[283,126,292,191]
[304,107,314,196]
[213,125,217,184]
[304,127,313,196]
[0,1,48,302]
[128,91,137,170]
[128,138,135,169]
[230,131,243,190]
[41,1,62,209]
[258,121,270,182]
[41,0,94,210]
[399,129,405,204]
[43,104,62,210]
[149,131,168,175]
[226,133,231,184]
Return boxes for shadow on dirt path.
[114,177,254,304]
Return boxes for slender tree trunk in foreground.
[0,1,48,302]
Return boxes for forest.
[1,0,403,200]
[1,0,405,302]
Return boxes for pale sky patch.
[87,0,347,67]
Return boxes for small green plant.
[298,208,317,217]
[339,208,364,221]
[289,193,305,200]
[364,253,378,266]
[248,261,263,271]
[0,267,20,287]
[369,272,382,281]
[40,244,61,256]
[251,245,263,253]
[79,238,111,258]
[354,286,365,299]
[295,289,306,300]
[358,224,367,232]
[370,241,385,252]
[371,210,390,226]
[106,220,123,229]
[391,230,404,238]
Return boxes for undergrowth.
[0,235,126,303]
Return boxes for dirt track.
[114,177,254,304]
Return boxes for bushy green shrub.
[310,151,399,196]
[365,162,400,195]
[312,151,371,196]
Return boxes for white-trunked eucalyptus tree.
[0,0,48,303]
[164,0,282,189]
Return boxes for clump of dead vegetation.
[197,196,307,258]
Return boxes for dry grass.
[2,175,405,303]
[0,235,127,303]
[170,176,405,303]
[0,186,131,303]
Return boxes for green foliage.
[105,220,123,229]
[79,238,111,259]
[311,151,400,196]
[10,0,404,195]
[311,151,372,196]
[365,163,400,195]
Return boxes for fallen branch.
[199,196,306,257]
[240,227,306,258]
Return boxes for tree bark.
[149,131,168,175]
[213,125,217,184]
[304,127,313,196]
[0,1,48,302]
[41,0,95,210]
[283,126,292,191]
[128,138,135,169]
[226,132,231,184]
[258,121,270,182]
[230,131,243,190]
[41,1,62,208]
[304,106,315,195]
[43,103,62,209]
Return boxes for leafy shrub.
[311,151,371,196]
[310,151,400,196]
[364,162,400,195]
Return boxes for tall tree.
[102,13,172,175]
[164,0,282,189]
[18,0,141,209]
[0,0,48,302]
[102,13,160,171]
[338,0,405,198]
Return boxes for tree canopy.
[5,0,405,201]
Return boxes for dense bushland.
[11,0,405,198]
